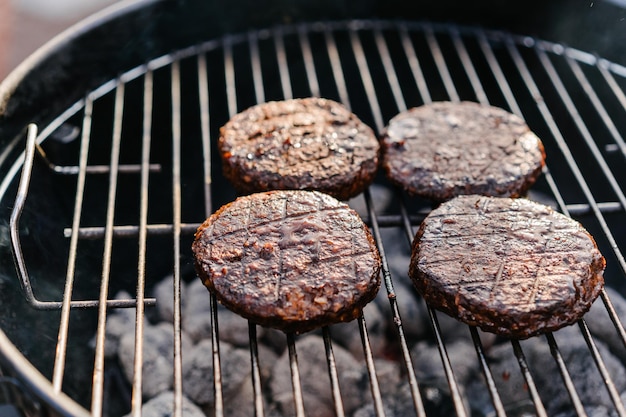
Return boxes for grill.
[1,14,626,417]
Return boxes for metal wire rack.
[5,19,626,417]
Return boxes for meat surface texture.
[381,101,546,202]
[192,190,382,333]
[218,97,380,201]
[409,195,605,339]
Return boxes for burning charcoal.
[269,334,366,417]
[182,278,261,346]
[123,391,204,417]
[181,339,251,407]
[118,322,193,399]
[152,274,187,323]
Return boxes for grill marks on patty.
[409,195,605,339]
[192,190,382,333]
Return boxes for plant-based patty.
[192,190,382,333]
[218,98,380,200]
[409,195,605,339]
[381,101,546,202]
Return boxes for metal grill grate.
[6,20,626,417]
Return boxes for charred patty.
[218,97,380,201]
[381,101,546,202]
[192,190,382,333]
[409,195,605,339]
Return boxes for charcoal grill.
[1,0,626,416]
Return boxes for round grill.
[2,19,626,417]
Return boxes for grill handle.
[8,123,155,310]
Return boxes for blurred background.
[0,0,120,80]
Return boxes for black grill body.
[0,1,626,416]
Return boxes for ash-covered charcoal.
[411,340,475,413]
[585,287,626,363]
[466,329,626,416]
[352,383,414,417]
[123,391,204,417]
[182,278,262,347]
[330,299,386,359]
[90,290,136,358]
[152,274,187,324]
[548,326,626,415]
[182,339,254,413]
[269,334,368,417]
[118,322,193,399]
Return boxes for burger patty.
[381,101,546,202]
[192,190,382,333]
[409,195,605,339]
[218,97,380,201]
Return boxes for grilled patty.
[192,190,382,333]
[218,97,380,201]
[409,195,605,339]
[381,101,546,202]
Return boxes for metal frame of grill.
[3,19,626,417]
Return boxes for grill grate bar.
[536,47,626,213]
[248,323,265,417]
[469,327,507,417]
[249,31,266,104]
[198,53,214,217]
[596,58,626,157]
[449,26,489,106]
[578,319,626,416]
[273,26,293,101]
[398,23,431,104]
[324,28,351,109]
[424,23,460,103]
[170,59,185,417]
[428,308,469,417]
[511,340,548,417]
[322,327,346,417]
[287,333,306,417]
[358,316,386,416]
[297,24,321,98]
[91,79,126,417]
[129,67,154,417]
[52,96,94,393]
[197,50,225,417]
[566,54,626,160]
[367,189,427,417]
[601,289,626,350]
[544,332,587,416]
[349,29,385,132]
